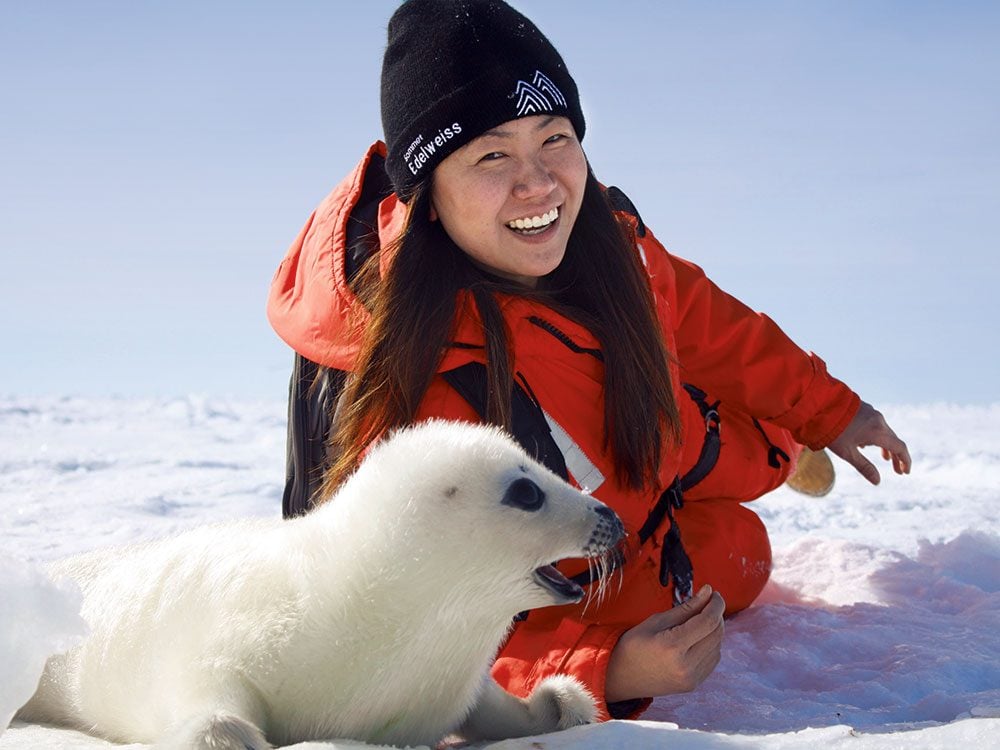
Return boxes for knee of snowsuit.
[673,500,773,614]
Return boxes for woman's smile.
[506,206,560,234]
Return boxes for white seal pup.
[17,419,624,748]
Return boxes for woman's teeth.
[507,207,559,233]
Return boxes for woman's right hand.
[605,584,726,703]
[827,400,912,485]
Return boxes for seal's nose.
[593,504,617,522]
[591,504,625,546]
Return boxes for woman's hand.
[827,401,912,485]
[605,585,725,703]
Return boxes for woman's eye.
[545,133,569,145]
[478,151,505,163]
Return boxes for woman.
[267,0,911,720]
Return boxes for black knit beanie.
[380,0,586,200]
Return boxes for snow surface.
[0,557,87,738]
[1,398,998,749]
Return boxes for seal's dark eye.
[502,477,545,512]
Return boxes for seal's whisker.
[581,555,599,615]
[597,547,624,605]
[588,547,621,610]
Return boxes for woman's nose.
[512,158,557,201]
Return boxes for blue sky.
[2,1,997,405]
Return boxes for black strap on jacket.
[752,416,792,468]
[643,477,691,602]
[441,363,569,482]
[634,385,720,604]
[678,384,722,492]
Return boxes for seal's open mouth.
[533,564,584,602]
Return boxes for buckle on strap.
[704,405,720,432]
[678,383,722,493]
[661,515,694,604]
[633,476,694,602]
[637,476,683,545]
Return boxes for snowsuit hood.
[268,141,405,372]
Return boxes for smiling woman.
[430,116,587,287]
[266,0,912,729]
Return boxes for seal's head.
[328,419,624,611]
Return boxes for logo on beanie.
[512,71,567,117]
[404,122,464,176]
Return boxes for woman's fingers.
[851,447,881,485]
[891,438,912,475]
[684,617,725,674]
[875,418,912,474]
[829,401,912,483]
[660,599,725,692]
[665,590,725,645]
[639,584,714,631]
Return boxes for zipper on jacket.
[526,316,604,360]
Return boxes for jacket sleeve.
[490,614,648,722]
[640,230,860,449]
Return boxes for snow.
[0,557,87,738]
[1,398,998,749]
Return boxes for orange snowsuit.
[267,142,861,719]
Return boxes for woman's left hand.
[827,401,912,485]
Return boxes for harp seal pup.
[17,419,625,748]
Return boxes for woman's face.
[429,115,588,288]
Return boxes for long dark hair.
[321,167,680,498]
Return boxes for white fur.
[17,420,622,748]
